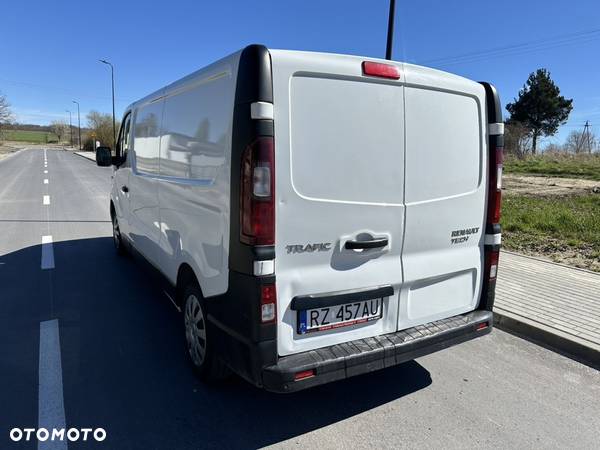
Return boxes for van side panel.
[128,94,165,266]
[399,65,487,329]
[155,56,239,297]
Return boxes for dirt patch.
[502,173,600,272]
[0,142,23,160]
[503,173,600,197]
[504,237,600,272]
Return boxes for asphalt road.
[1,148,599,450]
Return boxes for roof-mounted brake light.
[362,61,400,80]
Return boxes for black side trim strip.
[479,82,503,123]
[291,285,394,311]
[484,244,501,252]
[229,44,274,275]
[253,245,275,261]
[486,223,502,235]
[478,81,503,313]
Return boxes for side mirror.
[96,147,112,167]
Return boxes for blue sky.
[1,0,599,146]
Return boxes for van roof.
[124,45,480,113]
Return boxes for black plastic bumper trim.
[290,285,394,311]
[262,310,493,393]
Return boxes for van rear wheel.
[182,283,230,381]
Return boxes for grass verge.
[1,129,59,143]
[502,193,600,271]
[504,153,600,181]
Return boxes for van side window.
[117,113,131,162]
[159,75,230,180]
[133,101,163,174]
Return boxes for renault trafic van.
[96,44,503,392]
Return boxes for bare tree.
[504,121,532,158]
[543,143,563,154]
[87,110,120,147]
[564,129,598,154]
[0,91,14,136]
[51,120,68,143]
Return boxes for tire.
[182,282,230,381]
[111,212,126,255]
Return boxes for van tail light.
[260,284,276,323]
[240,137,275,245]
[485,249,500,281]
[487,146,503,223]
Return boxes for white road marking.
[38,319,67,450]
[41,235,55,270]
[43,195,50,205]
[44,179,49,184]
[44,170,48,174]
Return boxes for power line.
[0,77,134,105]
[420,28,600,66]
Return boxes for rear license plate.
[297,298,383,335]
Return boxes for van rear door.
[270,51,406,356]
[399,65,487,331]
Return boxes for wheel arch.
[176,263,203,307]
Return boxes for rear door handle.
[345,238,388,250]
[121,185,129,193]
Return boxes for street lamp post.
[99,59,116,149]
[66,110,72,147]
[72,100,82,150]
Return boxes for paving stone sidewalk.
[495,251,600,368]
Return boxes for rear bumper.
[262,310,493,393]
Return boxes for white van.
[97,45,503,392]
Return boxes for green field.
[504,153,600,181]
[0,129,59,143]
[502,193,600,270]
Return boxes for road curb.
[74,151,96,162]
[493,308,600,370]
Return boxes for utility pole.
[385,0,396,60]
[99,59,116,149]
[66,110,72,147]
[583,120,591,154]
[72,100,82,150]
[575,121,592,154]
